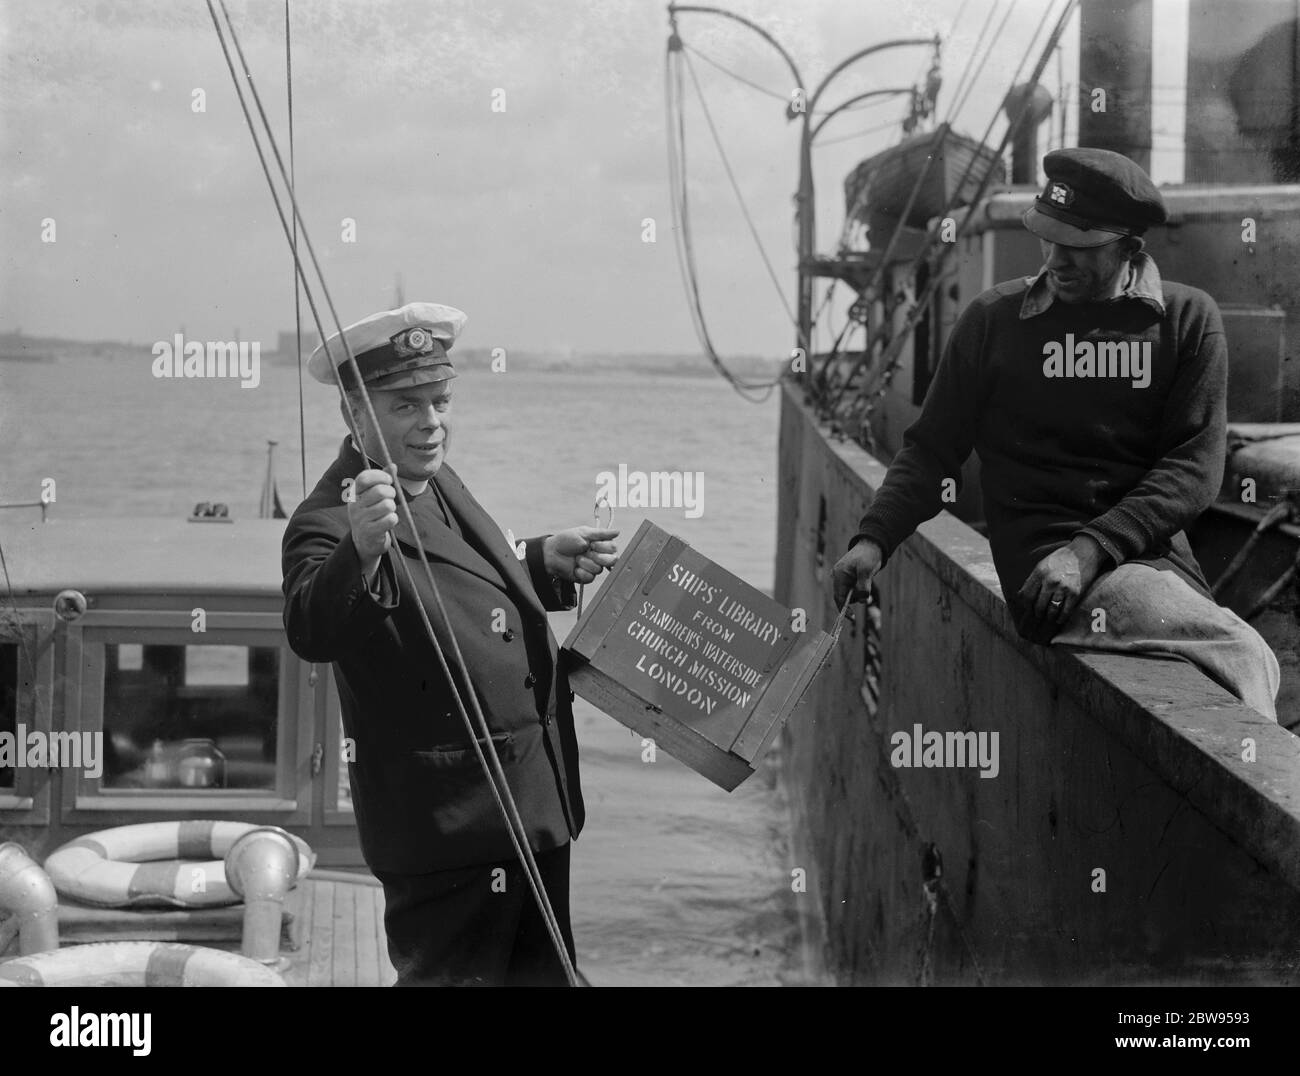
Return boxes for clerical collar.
[1019,251,1166,319]
[348,436,429,498]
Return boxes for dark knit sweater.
[854,258,1227,637]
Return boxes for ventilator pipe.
[0,842,60,956]
[224,827,300,965]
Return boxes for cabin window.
[58,614,314,828]
[98,641,280,791]
[0,612,55,821]
[0,642,16,790]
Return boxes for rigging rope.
[947,1,1018,131]
[685,42,910,117]
[665,36,779,402]
[941,0,1002,125]
[835,0,999,258]
[826,0,1055,408]
[206,0,578,985]
[286,0,307,499]
[681,49,798,340]
[836,2,1005,258]
[814,116,913,149]
[828,0,1078,423]
[682,43,792,103]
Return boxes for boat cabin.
[0,515,362,868]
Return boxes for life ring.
[44,821,315,909]
[0,942,285,986]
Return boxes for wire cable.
[685,42,912,117]
[286,0,307,499]
[681,48,797,336]
[665,36,780,401]
[815,116,914,149]
[947,1,1017,127]
[942,0,1003,124]
[830,0,1078,418]
[207,0,579,985]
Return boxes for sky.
[0,0,1080,358]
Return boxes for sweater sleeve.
[1075,296,1227,565]
[852,297,986,561]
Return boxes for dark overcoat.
[282,438,584,873]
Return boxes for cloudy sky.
[1,0,1077,357]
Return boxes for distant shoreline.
[0,335,784,380]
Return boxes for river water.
[0,348,812,987]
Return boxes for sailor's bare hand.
[544,527,620,584]
[1016,535,1107,639]
[347,469,398,569]
[832,539,883,607]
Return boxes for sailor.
[832,148,1280,718]
[281,301,619,985]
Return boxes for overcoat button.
[503,630,515,642]
[524,673,537,688]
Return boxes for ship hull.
[775,382,1300,984]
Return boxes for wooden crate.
[563,521,832,790]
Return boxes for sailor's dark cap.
[308,302,466,391]
[1022,147,1167,248]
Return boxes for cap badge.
[1047,181,1075,207]
[391,326,438,358]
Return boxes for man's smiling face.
[1039,236,1134,304]
[346,380,453,482]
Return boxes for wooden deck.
[0,874,397,987]
[280,875,397,987]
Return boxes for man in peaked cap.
[833,148,1280,718]
[282,301,619,985]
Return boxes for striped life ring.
[44,821,315,909]
[0,942,285,987]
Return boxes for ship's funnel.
[1003,83,1054,184]
[224,826,300,965]
[0,842,59,956]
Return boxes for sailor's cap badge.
[392,326,437,358]
[1047,181,1075,207]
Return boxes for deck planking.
[279,876,395,987]
[331,881,357,987]
[0,877,395,987]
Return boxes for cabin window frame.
[58,609,313,823]
[0,610,56,822]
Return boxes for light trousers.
[1051,563,1281,721]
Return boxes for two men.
[282,302,618,985]
[833,148,1280,718]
